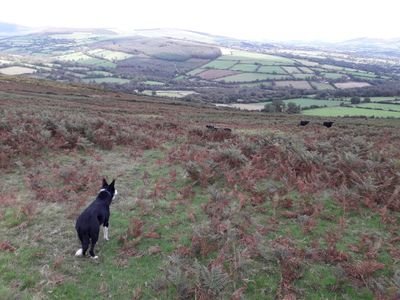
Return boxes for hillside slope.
[1,77,400,299]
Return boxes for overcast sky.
[1,0,399,41]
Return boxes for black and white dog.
[75,179,117,259]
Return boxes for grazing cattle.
[299,120,310,126]
[206,125,217,131]
[223,128,232,132]
[323,121,334,128]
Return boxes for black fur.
[323,121,334,128]
[299,120,310,126]
[75,178,116,258]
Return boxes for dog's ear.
[102,178,108,188]
[109,179,115,188]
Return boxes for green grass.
[283,98,344,107]
[322,72,345,80]
[202,60,237,69]
[302,106,400,117]
[356,103,400,111]
[187,68,205,76]
[257,66,287,74]
[231,63,259,72]
[87,49,133,61]
[292,73,314,80]
[218,50,295,65]
[298,66,314,74]
[310,81,335,90]
[216,73,290,83]
[282,66,301,74]
[82,77,130,84]
[141,90,197,98]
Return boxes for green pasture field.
[282,66,301,74]
[298,67,314,74]
[368,96,400,102]
[142,90,197,98]
[230,63,259,72]
[0,66,36,75]
[283,98,344,107]
[356,103,400,112]
[303,106,400,117]
[239,82,273,88]
[142,81,166,86]
[82,77,130,84]
[320,64,343,71]
[187,68,205,76]
[86,71,114,77]
[57,52,116,68]
[87,49,133,61]
[257,66,287,74]
[322,72,345,80]
[310,82,336,90]
[202,60,237,69]
[274,80,313,89]
[216,73,290,82]
[218,50,295,65]
[294,59,320,67]
[292,73,313,80]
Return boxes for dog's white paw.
[91,255,99,260]
[75,248,83,257]
[104,227,109,240]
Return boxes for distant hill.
[0,22,31,36]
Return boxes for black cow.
[206,125,217,131]
[298,120,310,126]
[323,121,334,128]
[223,128,232,132]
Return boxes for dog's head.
[101,178,118,201]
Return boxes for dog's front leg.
[104,226,109,240]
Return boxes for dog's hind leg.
[89,229,99,259]
[75,231,86,257]
[81,236,90,257]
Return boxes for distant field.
[282,66,301,74]
[298,66,314,74]
[197,69,239,80]
[322,72,345,80]
[335,81,371,89]
[216,98,342,111]
[310,82,335,90]
[216,73,289,82]
[0,66,36,75]
[356,103,400,112]
[187,68,205,76]
[87,49,133,61]
[57,52,116,68]
[303,106,400,117]
[82,77,130,84]
[142,81,165,86]
[295,59,320,66]
[292,73,313,79]
[257,66,287,74]
[141,90,197,98]
[283,98,344,107]
[202,60,237,69]
[231,63,259,72]
[86,71,113,77]
[218,49,295,65]
[368,96,400,102]
[275,80,313,89]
